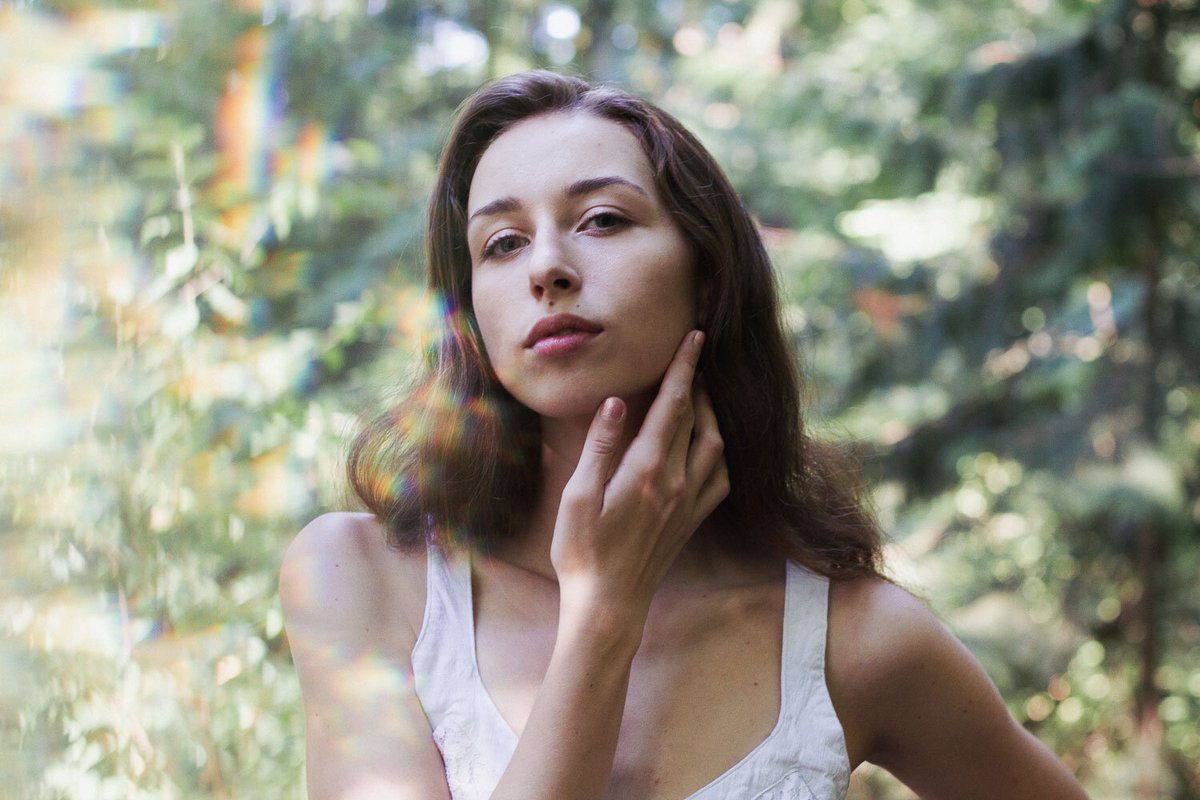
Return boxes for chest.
[474,577,786,800]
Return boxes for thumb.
[572,397,626,491]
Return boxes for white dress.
[411,543,851,799]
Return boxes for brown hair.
[349,71,883,579]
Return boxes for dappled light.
[3,1,1198,799]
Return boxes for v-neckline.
[464,555,795,800]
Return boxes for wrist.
[556,585,648,657]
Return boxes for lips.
[523,313,603,348]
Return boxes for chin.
[517,392,610,421]
[495,359,668,421]
[519,384,658,422]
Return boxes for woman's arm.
[283,331,727,799]
[280,513,452,800]
[830,580,1090,800]
[489,330,728,798]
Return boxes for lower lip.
[529,331,598,356]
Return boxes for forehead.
[467,112,655,211]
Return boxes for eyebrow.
[467,175,649,224]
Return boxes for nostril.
[552,278,571,290]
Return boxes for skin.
[281,112,1091,800]
[467,111,697,424]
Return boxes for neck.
[524,393,652,570]
[492,393,732,586]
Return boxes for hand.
[550,330,730,620]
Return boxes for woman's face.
[466,111,695,420]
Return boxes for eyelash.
[481,233,525,259]
[581,210,630,232]
[479,210,632,260]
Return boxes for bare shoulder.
[827,576,993,754]
[280,511,428,648]
[280,514,453,799]
[827,577,1089,799]
[826,577,943,759]
[827,577,944,685]
[828,575,933,643]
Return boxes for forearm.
[490,600,644,800]
[486,334,723,799]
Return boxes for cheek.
[649,250,697,325]
[469,287,520,387]
[655,232,696,307]
[470,277,501,348]
[473,315,508,380]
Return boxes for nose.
[527,233,579,303]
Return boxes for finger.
[636,330,704,451]
[566,397,627,507]
[693,459,730,526]
[686,389,724,485]
[662,378,704,478]
[687,390,728,525]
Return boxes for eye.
[581,211,630,233]
[481,232,527,259]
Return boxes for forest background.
[2,0,1198,798]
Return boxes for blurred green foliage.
[2,0,1197,798]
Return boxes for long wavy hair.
[349,71,883,579]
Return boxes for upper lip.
[524,313,603,347]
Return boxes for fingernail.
[602,397,624,421]
[693,330,705,347]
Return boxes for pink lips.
[524,313,603,356]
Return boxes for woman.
[280,71,1089,799]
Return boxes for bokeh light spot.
[543,5,581,40]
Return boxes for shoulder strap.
[778,561,832,719]
[412,541,476,679]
